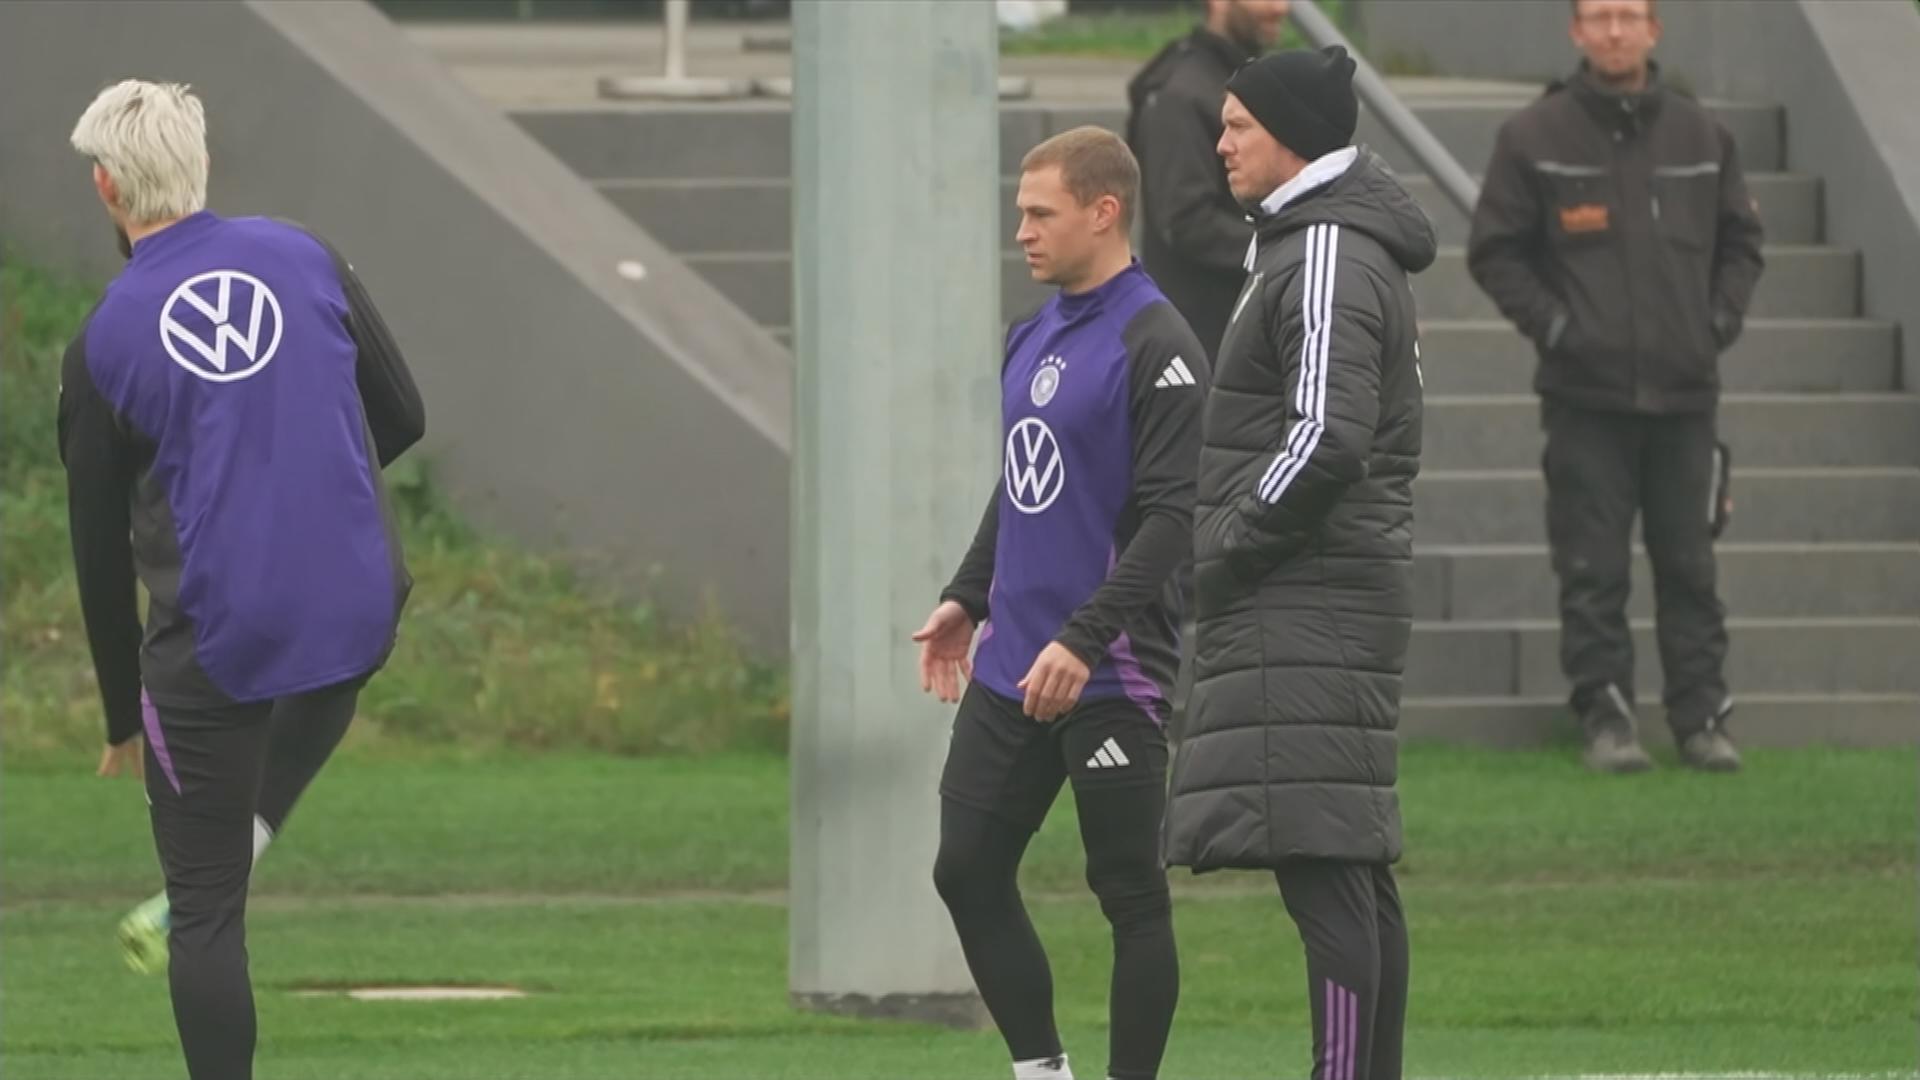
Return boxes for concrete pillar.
[788,0,1002,1025]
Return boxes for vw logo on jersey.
[159,270,284,383]
[1005,417,1065,514]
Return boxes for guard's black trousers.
[143,678,362,1080]
[1543,403,1730,734]
[1276,860,1409,1080]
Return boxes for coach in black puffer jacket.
[1167,85,1435,875]
[1165,49,1436,1077]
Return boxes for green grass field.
[3,254,1915,1077]
[3,747,1914,1078]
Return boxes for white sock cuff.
[252,815,274,864]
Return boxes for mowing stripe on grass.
[1509,1074,1918,1079]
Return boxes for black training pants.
[142,678,362,1080]
[934,685,1178,1080]
[1275,860,1408,1080]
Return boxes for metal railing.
[1291,0,1481,217]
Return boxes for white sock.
[1012,1054,1071,1080]
[252,814,274,864]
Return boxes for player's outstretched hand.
[1017,643,1090,723]
[97,737,145,780]
[912,601,976,704]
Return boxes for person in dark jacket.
[1466,0,1764,774]
[62,80,423,1080]
[1126,0,1291,357]
[1165,47,1435,1080]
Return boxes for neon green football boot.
[118,891,169,975]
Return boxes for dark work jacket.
[1467,63,1766,414]
[1127,27,1255,360]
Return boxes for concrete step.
[1398,693,1918,748]
[515,103,1090,182]
[1357,98,1787,176]
[688,250,1078,330]
[1416,319,1899,396]
[598,177,790,254]
[594,171,1823,253]
[775,319,1899,397]
[1409,541,1920,621]
[1405,616,1920,697]
[513,97,1786,182]
[684,246,1860,331]
[1411,246,1857,321]
[516,104,795,181]
[1421,393,1920,470]
[1008,101,1788,179]
[600,175,1056,255]
[1414,467,1920,545]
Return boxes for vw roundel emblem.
[1005,417,1065,514]
[158,269,284,383]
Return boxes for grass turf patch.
[3,877,1910,1078]
[2,745,1911,1077]
[4,747,1910,901]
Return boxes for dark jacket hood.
[1254,149,1439,274]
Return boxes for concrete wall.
[1357,0,1779,91]
[1358,0,1920,388]
[0,0,793,648]
[1773,1,1920,391]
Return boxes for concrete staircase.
[512,87,1919,747]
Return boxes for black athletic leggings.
[933,792,1178,1080]
[142,678,362,1080]
[1275,860,1409,1080]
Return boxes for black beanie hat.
[1225,45,1359,161]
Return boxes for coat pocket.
[1653,164,1723,363]
[1536,162,1616,249]
[1652,161,1721,252]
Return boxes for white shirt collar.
[1259,146,1360,215]
[1244,146,1360,270]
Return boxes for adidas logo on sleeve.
[1153,356,1197,389]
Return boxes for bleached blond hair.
[69,80,209,225]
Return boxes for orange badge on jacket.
[1559,203,1610,234]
